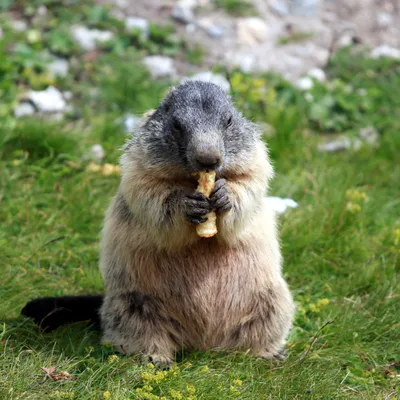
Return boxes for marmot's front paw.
[184,192,212,225]
[210,179,232,213]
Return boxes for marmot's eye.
[226,115,233,127]
[172,118,183,133]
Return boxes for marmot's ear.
[158,85,177,113]
[139,109,156,127]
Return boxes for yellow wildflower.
[308,303,320,313]
[103,392,111,399]
[346,202,361,214]
[107,355,119,362]
[393,228,400,245]
[86,162,101,172]
[345,189,367,202]
[102,163,121,176]
[317,298,330,307]
[252,78,265,88]
[169,389,183,399]
[232,379,243,386]
[199,365,209,373]
[230,386,241,397]
[186,384,196,395]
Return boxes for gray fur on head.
[129,80,260,174]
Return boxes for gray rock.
[337,34,354,48]
[318,136,363,152]
[71,25,114,51]
[14,102,35,118]
[317,137,352,152]
[125,16,149,35]
[63,91,73,101]
[295,76,314,90]
[377,12,392,28]
[26,86,66,113]
[11,20,28,32]
[171,5,193,24]
[207,25,225,39]
[115,0,128,7]
[185,24,197,34]
[90,144,105,162]
[183,72,231,92]
[289,0,321,17]
[270,0,289,16]
[37,5,48,17]
[359,126,378,144]
[143,56,176,79]
[371,45,400,60]
[307,68,326,82]
[237,18,269,45]
[122,114,142,134]
[47,58,69,78]
[224,52,257,74]
[0,27,3,39]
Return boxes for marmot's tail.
[21,295,103,332]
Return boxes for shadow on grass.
[2,316,108,361]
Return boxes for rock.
[370,45,400,60]
[318,136,363,152]
[171,5,193,24]
[225,52,257,74]
[37,5,48,17]
[177,0,198,7]
[14,102,35,118]
[289,0,321,17]
[317,137,351,152]
[307,68,326,82]
[11,20,28,32]
[185,24,197,34]
[90,144,105,162]
[47,58,69,78]
[71,25,114,51]
[237,18,269,45]
[0,27,3,39]
[125,16,149,35]
[377,12,392,28]
[63,91,73,101]
[207,25,225,39]
[115,0,128,7]
[359,126,378,144]
[264,197,298,215]
[295,76,314,90]
[143,56,176,79]
[183,72,231,92]
[122,114,142,134]
[270,0,289,16]
[26,86,66,113]
[337,34,354,48]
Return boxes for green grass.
[1,84,400,400]
[213,0,257,16]
[1,0,400,398]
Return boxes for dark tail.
[21,295,104,332]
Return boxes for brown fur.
[99,134,295,364]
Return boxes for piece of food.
[195,170,217,238]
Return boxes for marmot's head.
[128,80,260,175]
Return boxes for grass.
[1,79,400,400]
[213,0,257,16]
[1,0,400,398]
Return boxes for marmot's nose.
[195,152,221,169]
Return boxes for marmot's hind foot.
[257,347,287,361]
[145,354,174,370]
